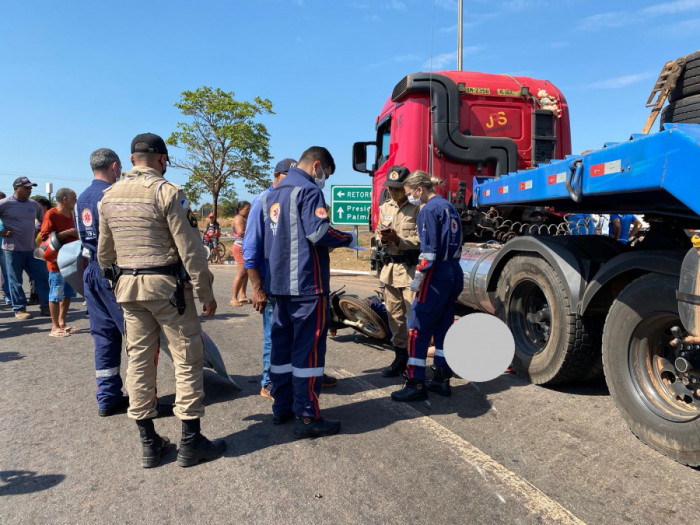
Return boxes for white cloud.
[640,0,700,16]
[387,0,406,10]
[423,46,481,69]
[426,51,458,69]
[588,72,655,89]
[576,11,634,31]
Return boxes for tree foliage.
[167,86,274,217]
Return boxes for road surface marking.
[334,368,585,524]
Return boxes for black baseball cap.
[131,133,170,162]
[383,165,410,188]
[274,158,297,174]
[13,176,37,188]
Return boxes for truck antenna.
[457,0,463,71]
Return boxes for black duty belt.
[119,263,180,277]
[383,253,419,264]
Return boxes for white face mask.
[314,166,326,190]
[407,189,421,205]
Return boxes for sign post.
[331,185,372,259]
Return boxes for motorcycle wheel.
[338,296,389,340]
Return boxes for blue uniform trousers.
[84,261,125,409]
[270,295,328,418]
[406,263,464,381]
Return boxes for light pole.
[46,182,53,204]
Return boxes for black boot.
[391,379,428,402]
[136,419,170,469]
[177,419,227,467]
[425,365,452,397]
[381,346,408,378]
[293,416,341,439]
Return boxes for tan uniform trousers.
[122,290,204,421]
[384,283,414,348]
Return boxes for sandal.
[239,298,252,304]
[49,330,71,338]
[229,300,242,307]
[60,326,80,334]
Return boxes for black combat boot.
[425,365,452,397]
[390,378,428,402]
[135,419,170,469]
[381,346,408,378]
[293,416,341,439]
[177,419,227,467]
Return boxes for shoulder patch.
[450,217,459,234]
[269,203,281,223]
[187,210,198,228]
[315,207,328,219]
[81,208,93,227]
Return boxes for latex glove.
[409,272,425,292]
[345,231,358,249]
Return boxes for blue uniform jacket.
[416,195,462,278]
[261,167,352,296]
[77,179,111,259]
[243,187,269,287]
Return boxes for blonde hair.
[403,170,443,191]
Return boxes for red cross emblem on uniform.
[81,208,93,227]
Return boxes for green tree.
[167,86,274,217]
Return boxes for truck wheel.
[668,50,700,102]
[660,94,700,128]
[495,255,598,385]
[338,296,389,340]
[602,273,700,467]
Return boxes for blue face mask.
[315,167,326,190]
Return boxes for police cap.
[383,165,410,188]
[131,133,170,162]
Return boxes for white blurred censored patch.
[445,313,515,382]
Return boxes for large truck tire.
[668,50,700,102]
[495,255,599,385]
[602,273,700,467]
[660,94,700,128]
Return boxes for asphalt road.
[1,267,698,524]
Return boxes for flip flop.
[49,330,71,338]
[239,298,252,304]
[60,326,80,334]
[229,300,242,307]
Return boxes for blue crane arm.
[473,123,700,219]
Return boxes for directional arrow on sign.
[338,207,344,217]
[338,191,345,197]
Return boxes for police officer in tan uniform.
[98,133,226,468]
[376,165,420,377]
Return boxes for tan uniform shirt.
[376,198,420,287]
[97,166,214,304]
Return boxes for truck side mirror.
[353,141,376,174]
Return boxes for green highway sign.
[331,185,372,225]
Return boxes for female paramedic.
[391,170,464,402]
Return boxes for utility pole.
[457,0,464,71]
[46,182,53,205]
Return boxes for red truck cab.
[353,71,572,230]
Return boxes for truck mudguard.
[486,235,626,311]
[579,250,685,315]
[392,73,518,177]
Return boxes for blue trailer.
[456,122,700,466]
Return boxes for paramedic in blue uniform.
[392,170,464,402]
[256,146,354,438]
[77,148,129,416]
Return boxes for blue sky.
[1,0,698,208]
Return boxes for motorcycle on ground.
[328,285,391,342]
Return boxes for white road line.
[334,368,585,525]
